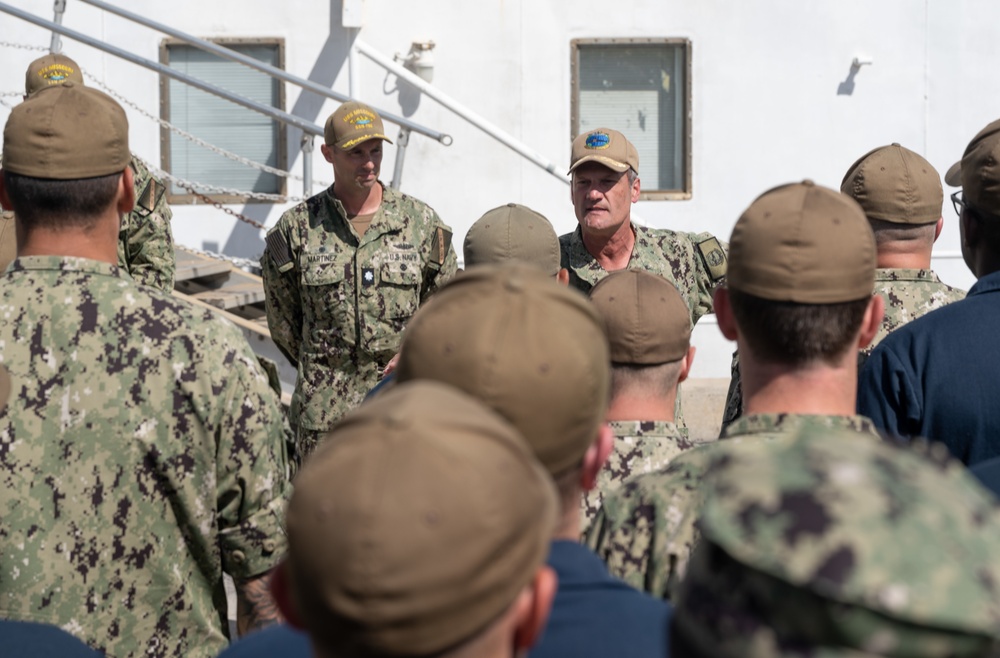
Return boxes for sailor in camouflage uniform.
[581,270,698,529]
[0,83,290,657]
[722,144,963,430]
[587,181,886,600]
[672,423,1000,657]
[560,128,727,328]
[0,53,176,291]
[261,102,456,457]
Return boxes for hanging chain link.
[0,41,331,208]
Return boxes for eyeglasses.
[951,190,968,218]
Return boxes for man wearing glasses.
[858,119,1000,466]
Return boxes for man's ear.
[270,562,307,630]
[580,424,613,492]
[677,346,696,384]
[857,294,885,350]
[117,167,136,215]
[714,287,738,341]
[556,268,570,286]
[513,566,558,652]
[0,170,11,212]
[320,143,335,164]
[630,173,641,203]
[933,217,944,242]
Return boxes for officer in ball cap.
[859,120,1000,465]
[588,181,885,600]
[0,82,290,656]
[722,143,964,429]
[582,270,698,528]
[261,100,458,459]
[0,52,176,291]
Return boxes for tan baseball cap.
[945,118,1000,217]
[24,53,84,96]
[396,264,611,475]
[728,180,876,303]
[2,83,130,180]
[841,143,943,225]
[463,203,561,276]
[0,364,10,413]
[324,101,393,149]
[568,128,639,174]
[589,270,691,365]
[287,380,557,656]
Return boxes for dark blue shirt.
[215,624,311,658]
[858,270,1000,465]
[529,540,671,658]
[0,620,102,657]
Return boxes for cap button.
[505,277,524,292]
[801,179,815,187]
[506,203,517,208]
[891,142,900,147]
[62,81,74,88]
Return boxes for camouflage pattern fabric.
[261,183,457,457]
[581,419,695,531]
[585,413,881,601]
[559,224,727,327]
[720,268,965,432]
[673,425,1000,657]
[0,256,291,658]
[0,156,176,292]
[118,157,175,292]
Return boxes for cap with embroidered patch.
[727,180,876,304]
[569,128,639,174]
[463,203,561,276]
[945,118,1000,217]
[396,264,610,475]
[589,270,691,365]
[3,83,130,180]
[25,53,84,96]
[288,380,558,656]
[324,101,393,149]
[841,143,943,225]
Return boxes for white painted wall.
[1,0,997,377]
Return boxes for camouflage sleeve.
[261,219,303,368]
[120,160,176,292]
[213,325,292,580]
[688,231,728,319]
[420,211,458,301]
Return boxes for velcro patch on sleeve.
[431,227,452,267]
[696,237,727,282]
[265,230,295,272]
[136,178,166,217]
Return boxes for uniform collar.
[7,255,127,279]
[722,413,880,440]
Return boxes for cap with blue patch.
[569,128,639,175]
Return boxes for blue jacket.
[858,270,1000,465]
[529,540,671,658]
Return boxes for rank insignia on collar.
[362,267,376,287]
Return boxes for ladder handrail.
[74,0,451,145]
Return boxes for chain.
[0,41,47,52]
[173,180,268,230]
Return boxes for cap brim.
[944,161,962,187]
[567,155,630,175]
[336,134,394,150]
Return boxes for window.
[160,38,286,203]
[571,38,691,199]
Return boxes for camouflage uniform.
[117,157,175,292]
[0,256,291,658]
[673,424,1000,657]
[261,184,457,455]
[585,413,881,600]
[581,419,694,530]
[559,224,727,328]
[0,156,176,292]
[721,268,965,431]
